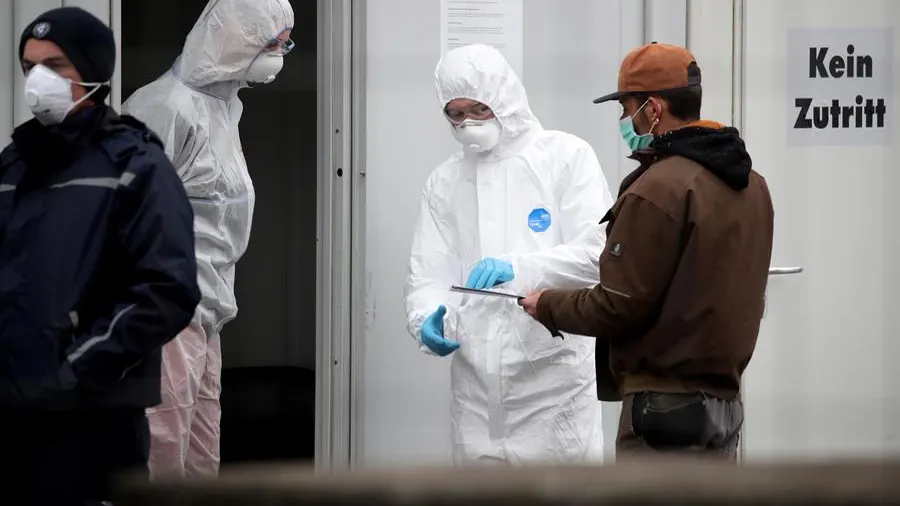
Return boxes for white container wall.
[360,0,900,466]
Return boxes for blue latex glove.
[420,305,459,357]
[465,257,514,290]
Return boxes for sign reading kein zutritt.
[788,27,893,146]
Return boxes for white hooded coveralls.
[121,0,294,478]
[404,44,615,464]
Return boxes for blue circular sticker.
[528,207,552,233]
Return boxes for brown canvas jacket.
[536,120,774,401]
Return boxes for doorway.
[735,0,899,459]
[689,0,900,459]
[120,0,319,465]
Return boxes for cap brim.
[592,91,623,104]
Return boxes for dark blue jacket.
[0,105,200,410]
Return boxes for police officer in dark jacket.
[0,7,201,504]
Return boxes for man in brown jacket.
[519,42,774,460]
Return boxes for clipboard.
[449,285,524,301]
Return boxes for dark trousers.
[617,392,744,461]
[1,408,150,505]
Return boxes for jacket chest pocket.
[0,191,50,286]
[25,187,114,292]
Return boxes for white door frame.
[347,0,367,470]
[317,0,359,470]
[319,0,367,471]
[731,0,748,461]
[109,0,122,110]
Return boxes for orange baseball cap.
[593,41,701,104]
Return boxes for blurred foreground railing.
[116,457,900,505]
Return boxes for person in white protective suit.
[404,44,615,464]
[121,0,294,478]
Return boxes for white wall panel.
[686,0,735,125]
[0,0,15,143]
[645,0,687,46]
[362,0,454,467]
[109,0,121,109]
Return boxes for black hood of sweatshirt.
[644,123,752,190]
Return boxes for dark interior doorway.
[121,0,318,465]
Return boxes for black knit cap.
[19,7,116,103]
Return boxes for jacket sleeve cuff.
[536,290,564,338]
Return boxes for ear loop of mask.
[77,82,106,104]
[635,98,660,134]
[63,77,110,116]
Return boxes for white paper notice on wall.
[440,0,524,80]
[788,27,894,146]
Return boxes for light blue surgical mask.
[619,99,658,152]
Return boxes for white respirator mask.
[24,64,104,126]
[246,53,284,84]
[452,118,502,153]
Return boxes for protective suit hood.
[174,0,294,91]
[435,44,542,159]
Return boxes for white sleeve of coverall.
[404,182,458,356]
[506,140,614,293]
[123,97,197,177]
[124,104,207,325]
[153,113,198,180]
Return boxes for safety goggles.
[443,101,494,124]
[265,37,295,56]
